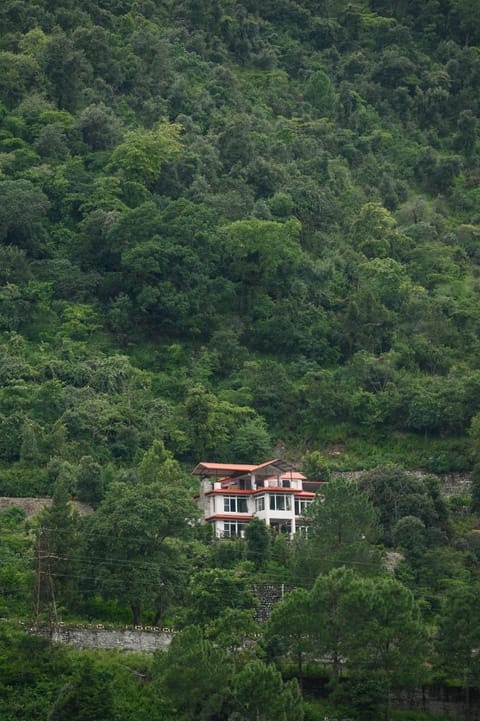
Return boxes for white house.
[192,458,324,538]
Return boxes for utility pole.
[32,528,58,641]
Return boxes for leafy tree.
[303,69,336,116]
[37,470,81,611]
[19,420,39,465]
[184,568,256,628]
[108,122,182,187]
[436,579,480,715]
[308,567,365,682]
[154,625,234,721]
[470,463,480,513]
[265,588,312,687]
[234,659,303,721]
[245,517,270,570]
[85,469,197,625]
[0,180,49,247]
[206,608,260,669]
[49,658,113,721]
[359,465,448,545]
[348,574,428,721]
[392,515,427,564]
[42,32,90,112]
[292,476,382,584]
[75,456,103,506]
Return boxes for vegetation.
[1,0,480,718]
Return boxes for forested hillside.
[2,1,480,719]
[1,0,480,489]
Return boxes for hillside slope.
[0,0,479,494]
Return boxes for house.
[192,458,324,538]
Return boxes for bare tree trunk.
[131,600,142,627]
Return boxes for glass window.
[255,496,265,512]
[224,496,248,513]
[295,498,312,515]
[223,521,246,537]
[269,494,292,511]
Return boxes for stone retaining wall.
[34,624,173,653]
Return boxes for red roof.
[192,462,255,476]
[192,458,304,479]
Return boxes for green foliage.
[245,517,270,569]
[292,476,382,584]
[359,465,449,546]
[183,568,256,628]
[108,122,183,187]
[0,2,479,714]
[84,462,198,625]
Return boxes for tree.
[436,579,480,717]
[265,588,312,688]
[49,658,113,721]
[470,463,480,513]
[19,421,39,465]
[42,32,90,112]
[108,122,182,187]
[75,456,103,506]
[358,465,448,545]
[220,218,302,311]
[308,567,365,682]
[303,69,336,116]
[245,517,270,570]
[349,575,428,721]
[234,659,303,721]
[0,180,49,247]
[85,469,197,625]
[308,569,427,721]
[154,625,234,721]
[181,384,252,459]
[184,568,256,628]
[292,477,382,584]
[392,515,426,564]
[206,608,260,670]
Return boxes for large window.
[295,498,312,515]
[269,494,292,511]
[223,521,246,537]
[255,496,265,512]
[224,496,248,513]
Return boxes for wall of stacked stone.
[251,583,294,623]
[31,623,173,653]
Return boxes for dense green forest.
[1,0,480,719]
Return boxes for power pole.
[32,528,58,641]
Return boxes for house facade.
[192,458,323,538]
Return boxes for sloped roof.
[192,462,255,477]
[192,458,305,479]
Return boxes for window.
[271,521,292,535]
[224,496,248,513]
[255,496,265,512]
[295,498,312,515]
[269,494,292,511]
[223,521,246,537]
[297,525,309,538]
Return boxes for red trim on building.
[206,514,253,522]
